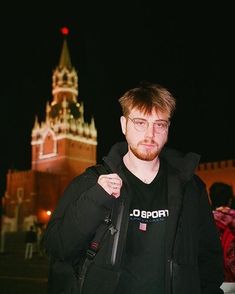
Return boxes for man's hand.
[98,173,123,198]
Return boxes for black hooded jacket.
[43,142,224,294]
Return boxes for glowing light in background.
[60,27,69,36]
[46,210,52,216]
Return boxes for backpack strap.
[78,163,117,292]
[88,163,112,177]
[78,219,117,292]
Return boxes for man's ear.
[120,116,127,135]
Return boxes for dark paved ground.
[0,253,48,294]
[0,251,49,294]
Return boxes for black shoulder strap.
[78,219,117,292]
[78,163,117,292]
[88,163,112,177]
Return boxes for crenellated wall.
[196,159,235,194]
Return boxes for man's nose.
[145,122,155,137]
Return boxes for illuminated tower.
[31,27,97,178]
[3,28,97,230]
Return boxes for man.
[44,82,224,294]
[25,225,37,259]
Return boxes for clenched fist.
[98,173,123,198]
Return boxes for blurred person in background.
[209,182,235,293]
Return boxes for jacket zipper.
[110,200,124,265]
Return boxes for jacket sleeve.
[196,177,224,294]
[43,169,115,261]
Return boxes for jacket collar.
[103,141,200,181]
[160,147,200,182]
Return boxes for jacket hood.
[102,141,201,182]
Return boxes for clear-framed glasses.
[127,117,170,133]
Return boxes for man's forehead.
[129,108,169,119]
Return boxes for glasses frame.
[127,116,170,133]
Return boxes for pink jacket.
[213,207,235,282]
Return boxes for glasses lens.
[153,121,169,133]
[132,118,147,131]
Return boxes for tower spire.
[51,27,78,104]
[59,27,72,69]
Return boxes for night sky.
[0,3,234,193]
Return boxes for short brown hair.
[118,82,176,118]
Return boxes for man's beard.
[130,140,162,161]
